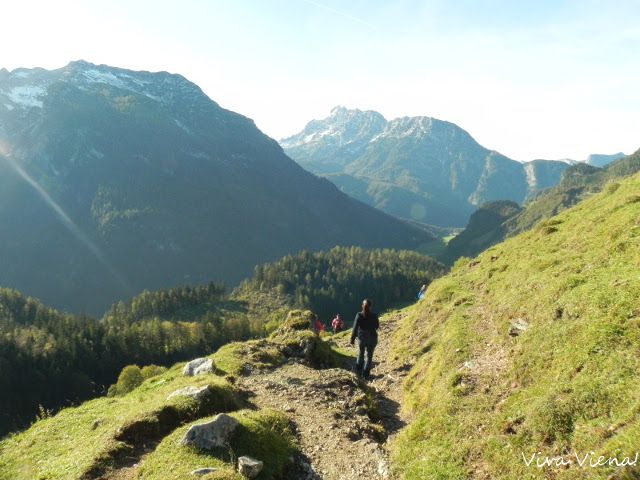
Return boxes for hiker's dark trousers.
[356,340,376,377]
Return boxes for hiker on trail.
[350,299,379,379]
[331,314,344,333]
[417,283,428,300]
[314,315,325,334]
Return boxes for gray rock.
[509,318,530,337]
[167,385,210,401]
[191,467,218,476]
[462,360,476,370]
[238,456,264,478]
[181,413,239,449]
[183,358,215,376]
[378,459,390,478]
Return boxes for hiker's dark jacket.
[351,311,379,346]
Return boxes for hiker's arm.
[350,314,359,344]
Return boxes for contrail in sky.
[299,0,375,29]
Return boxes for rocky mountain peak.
[0,61,212,114]
[281,106,386,150]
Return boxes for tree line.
[239,246,445,323]
[0,283,265,436]
[0,247,445,436]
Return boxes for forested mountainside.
[0,63,430,315]
[0,284,287,436]
[238,246,446,321]
[0,246,443,438]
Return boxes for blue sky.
[2,0,639,160]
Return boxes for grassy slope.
[0,365,242,480]
[139,409,296,480]
[441,149,640,267]
[0,309,343,480]
[391,174,640,479]
[507,149,640,235]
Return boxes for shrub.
[108,365,143,397]
[140,365,167,380]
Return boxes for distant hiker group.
[312,313,345,334]
[331,314,345,333]
[309,300,380,380]
[417,283,428,300]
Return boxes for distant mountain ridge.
[0,62,431,314]
[282,107,620,227]
[439,148,640,262]
[585,152,625,167]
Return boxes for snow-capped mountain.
[0,62,431,314]
[281,107,570,227]
[1,60,200,110]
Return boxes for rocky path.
[100,312,412,480]
[237,312,413,480]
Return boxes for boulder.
[181,413,239,450]
[508,318,530,337]
[183,358,215,376]
[191,467,218,476]
[238,456,264,478]
[167,385,210,401]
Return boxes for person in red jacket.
[331,314,345,333]
[314,316,325,334]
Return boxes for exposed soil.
[237,312,413,480]
[100,312,412,480]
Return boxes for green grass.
[0,364,241,480]
[0,308,355,479]
[391,173,640,479]
[443,234,458,244]
[212,310,354,376]
[139,409,298,480]
[212,341,286,376]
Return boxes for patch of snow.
[187,151,210,160]
[142,91,161,101]
[4,104,14,111]
[174,118,192,134]
[82,69,128,89]
[89,148,105,159]
[300,128,334,144]
[370,132,383,143]
[12,71,31,79]
[556,158,578,165]
[524,162,536,190]
[6,85,46,108]
[118,72,150,87]
[379,117,432,139]
[82,69,162,102]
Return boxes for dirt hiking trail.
[100,311,412,480]
[237,311,413,480]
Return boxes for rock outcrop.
[237,456,264,478]
[183,358,215,376]
[181,413,239,449]
[167,385,211,400]
[190,467,218,476]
